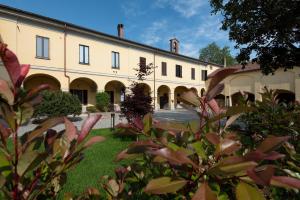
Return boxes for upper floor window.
[191,68,195,80]
[112,51,120,69]
[176,65,182,78]
[161,62,167,76]
[36,36,49,59]
[139,57,146,73]
[201,70,208,81]
[79,44,89,64]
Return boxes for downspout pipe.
[64,24,70,90]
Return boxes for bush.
[34,90,82,118]
[86,105,99,113]
[0,42,104,199]
[75,68,300,200]
[96,92,110,112]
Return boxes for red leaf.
[257,136,290,153]
[245,150,285,162]
[83,136,105,148]
[192,182,217,200]
[150,148,198,169]
[205,133,220,145]
[78,114,101,143]
[25,84,50,100]
[15,64,30,87]
[247,165,275,185]
[271,176,300,189]
[216,138,241,156]
[133,116,143,130]
[64,117,78,143]
[206,83,224,101]
[207,68,238,92]
[207,99,221,114]
[179,90,200,107]
[0,43,21,86]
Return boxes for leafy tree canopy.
[199,42,236,66]
[210,0,300,74]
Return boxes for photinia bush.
[95,68,300,199]
[0,42,104,199]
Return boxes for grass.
[58,128,132,198]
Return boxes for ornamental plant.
[119,63,153,137]
[96,92,110,112]
[98,68,300,199]
[0,43,104,199]
[34,90,82,118]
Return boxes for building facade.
[0,4,221,110]
[206,63,300,107]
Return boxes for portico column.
[170,92,175,110]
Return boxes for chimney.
[170,38,179,53]
[117,24,124,38]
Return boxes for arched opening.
[105,80,126,105]
[157,85,171,109]
[70,78,97,105]
[275,90,295,104]
[200,88,206,97]
[137,83,151,96]
[174,86,188,108]
[24,74,61,91]
[190,87,198,96]
[231,91,255,106]
[215,94,225,108]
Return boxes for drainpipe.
[64,24,70,90]
[153,51,156,110]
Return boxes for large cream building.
[0,4,221,110]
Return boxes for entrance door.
[160,93,169,109]
[70,89,88,105]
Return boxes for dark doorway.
[160,93,169,109]
[70,89,88,105]
[106,91,114,104]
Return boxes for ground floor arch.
[231,91,255,106]
[190,87,198,96]
[157,85,171,109]
[70,78,97,105]
[105,80,126,105]
[23,73,61,91]
[215,94,225,108]
[174,86,188,108]
[275,89,295,104]
[137,83,151,96]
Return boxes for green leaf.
[0,153,11,177]
[191,141,207,160]
[143,113,152,135]
[209,161,257,177]
[236,182,265,200]
[144,177,187,194]
[17,150,46,176]
[192,182,217,200]
[17,103,34,125]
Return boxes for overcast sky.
[0,0,237,58]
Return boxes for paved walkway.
[18,109,199,135]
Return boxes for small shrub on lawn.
[96,92,110,112]
[34,90,82,118]
[86,105,99,113]
[0,42,104,199]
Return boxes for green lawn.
[58,128,132,198]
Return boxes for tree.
[199,42,236,66]
[120,63,153,123]
[210,0,300,74]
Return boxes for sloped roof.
[207,62,260,79]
